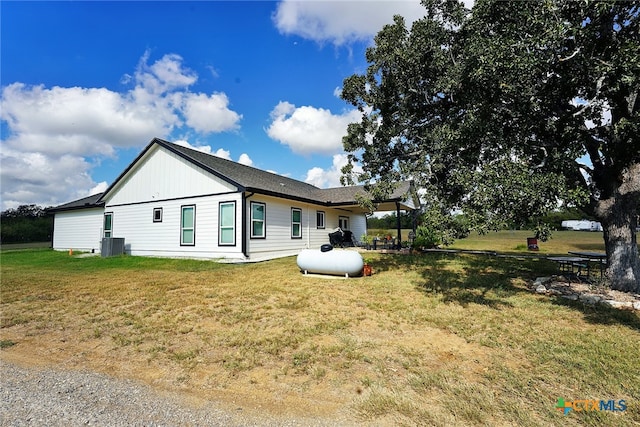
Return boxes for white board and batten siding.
[53,208,104,252]
[103,144,245,260]
[245,195,366,261]
[107,144,237,206]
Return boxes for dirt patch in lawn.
[1,310,496,424]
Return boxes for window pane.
[219,203,235,244]
[182,207,194,227]
[182,230,193,244]
[292,224,301,237]
[220,228,234,244]
[252,204,264,220]
[253,221,263,237]
[220,204,234,226]
[104,214,112,230]
[292,209,301,222]
[316,212,324,227]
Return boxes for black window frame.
[339,216,349,230]
[180,204,196,246]
[316,211,325,229]
[153,207,163,223]
[218,201,236,246]
[103,212,113,238]
[291,207,302,239]
[250,201,266,239]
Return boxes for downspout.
[307,208,310,248]
[242,192,255,259]
[396,201,402,250]
[48,212,55,249]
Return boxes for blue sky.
[1,0,441,210]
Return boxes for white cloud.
[89,182,109,195]
[305,153,361,188]
[174,139,214,154]
[0,146,97,210]
[0,83,164,156]
[213,148,231,159]
[0,52,242,210]
[183,92,242,134]
[134,51,197,95]
[238,153,254,166]
[266,101,361,156]
[273,0,428,45]
[174,140,251,166]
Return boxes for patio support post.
[396,201,401,250]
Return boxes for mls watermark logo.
[556,398,627,415]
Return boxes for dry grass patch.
[1,249,639,426]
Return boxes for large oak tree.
[341,0,639,291]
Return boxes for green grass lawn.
[1,243,638,426]
[449,230,606,255]
[370,228,606,255]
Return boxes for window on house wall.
[339,216,349,230]
[250,202,266,238]
[153,207,163,223]
[316,211,325,229]
[181,205,195,246]
[291,208,302,239]
[219,201,235,246]
[103,212,113,238]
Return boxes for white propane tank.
[296,248,364,277]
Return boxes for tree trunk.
[602,218,640,293]
[596,164,640,293]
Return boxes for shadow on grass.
[373,252,640,330]
[572,242,608,251]
[549,295,640,332]
[374,252,557,309]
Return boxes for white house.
[49,138,420,261]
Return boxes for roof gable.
[161,139,323,203]
[73,137,418,209]
[101,142,237,205]
[158,139,417,207]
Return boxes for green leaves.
[340,0,638,231]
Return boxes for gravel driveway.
[0,361,350,427]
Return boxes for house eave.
[47,203,105,214]
[245,188,327,207]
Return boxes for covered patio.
[321,181,421,250]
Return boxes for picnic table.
[568,251,607,280]
[547,256,590,281]
[548,251,606,282]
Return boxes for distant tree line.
[0,205,53,244]
[521,208,596,231]
[366,212,415,230]
[368,207,593,233]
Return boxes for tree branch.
[627,89,638,116]
[558,47,581,62]
[572,75,606,117]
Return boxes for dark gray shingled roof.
[51,138,415,211]
[157,138,412,206]
[47,192,104,213]
[161,139,324,203]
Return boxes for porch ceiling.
[331,200,416,214]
